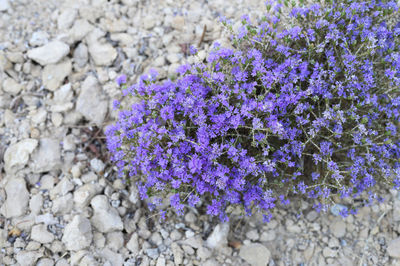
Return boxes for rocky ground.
[1,0,400,265]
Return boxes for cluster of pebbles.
[1,0,400,265]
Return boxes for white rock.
[76,75,108,126]
[39,175,55,190]
[206,222,230,249]
[0,0,10,12]
[239,243,271,266]
[106,231,124,251]
[388,237,400,258]
[69,19,94,43]
[74,183,102,208]
[90,158,105,173]
[98,248,124,266]
[42,59,72,91]
[4,139,38,173]
[51,112,63,127]
[57,8,78,30]
[142,15,156,30]
[30,108,47,125]
[15,251,41,266]
[126,233,139,255]
[50,83,74,113]
[31,138,61,173]
[0,177,29,218]
[27,41,70,66]
[31,224,54,243]
[50,177,74,198]
[90,195,123,233]
[172,16,185,30]
[62,215,93,251]
[29,194,43,215]
[171,243,183,265]
[330,219,346,238]
[88,41,117,66]
[2,78,22,95]
[52,193,73,214]
[37,258,54,266]
[29,31,49,46]
[73,43,88,67]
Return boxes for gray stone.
[0,0,10,12]
[90,158,105,173]
[27,41,70,66]
[88,41,117,66]
[50,83,74,113]
[37,258,54,266]
[0,177,29,218]
[69,19,94,43]
[171,243,183,265]
[74,183,102,208]
[31,224,54,243]
[330,219,346,238]
[42,59,72,91]
[2,78,22,95]
[76,75,108,126]
[50,177,74,198]
[57,8,78,30]
[90,195,123,233]
[106,231,124,251]
[29,194,43,215]
[4,139,38,173]
[73,43,88,67]
[52,193,73,214]
[62,215,93,251]
[29,31,49,46]
[98,248,123,266]
[388,237,400,258]
[31,138,61,173]
[126,233,139,255]
[15,251,41,266]
[239,243,271,266]
[206,222,230,249]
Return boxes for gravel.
[0,0,399,265]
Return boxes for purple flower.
[116,74,127,86]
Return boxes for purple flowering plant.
[107,0,400,222]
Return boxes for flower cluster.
[107,0,400,222]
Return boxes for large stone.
[69,19,94,43]
[42,59,72,91]
[50,83,74,112]
[27,41,70,66]
[90,195,123,233]
[0,177,29,218]
[31,224,54,243]
[57,8,78,30]
[73,43,88,67]
[31,138,61,173]
[239,243,271,266]
[4,139,38,173]
[76,75,108,126]
[0,0,10,12]
[388,237,400,258]
[74,183,102,208]
[2,77,22,95]
[88,41,117,66]
[15,251,41,266]
[62,215,93,251]
[206,223,230,249]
